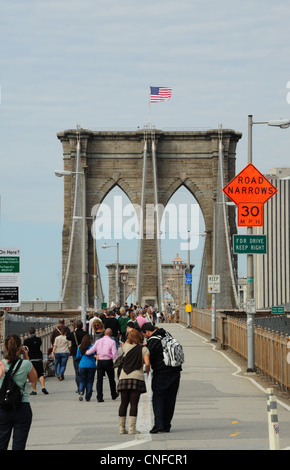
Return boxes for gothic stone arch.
[57,128,242,309]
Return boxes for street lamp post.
[128,281,136,304]
[101,243,120,304]
[246,115,290,372]
[120,265,129,305]
[172,253,183,307]
[186,231,192,328]
[55,168,88,327]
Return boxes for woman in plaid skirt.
[117,329,150,434]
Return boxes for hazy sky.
[1,0,289,302]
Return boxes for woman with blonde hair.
[118,307,130,343]
[129,310,137,322]
[117,329,150,435]
[92,319,104,342]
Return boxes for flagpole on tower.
[148,86,152,128]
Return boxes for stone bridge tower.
[57,127,242,310]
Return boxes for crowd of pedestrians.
[0,302,182,449]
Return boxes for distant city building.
[253,168,290,310]
[267,167,290,179]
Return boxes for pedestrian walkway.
[24,323,290,451]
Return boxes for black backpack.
[0,359,24,411]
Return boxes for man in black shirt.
[24,327,49,395]
[104,310,121,349]
[141,323,181,433]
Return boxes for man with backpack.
[141,323,183,434]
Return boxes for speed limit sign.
[238,202,263,226]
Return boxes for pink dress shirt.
[136,315,147,327]
[86,335,118,360]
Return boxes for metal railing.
[179,307,290,394]
[0,315,80,360]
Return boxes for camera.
[20,346,28,356]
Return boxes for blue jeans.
[151,372,180,430]
[0,402,33,450]
[54,353,69,379]
[113,336,119,349]
[79,367,96,401]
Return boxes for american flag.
[150,86,172,103]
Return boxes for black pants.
[151,372,180,431]
[72,356,81,390]
[0,402,33,450]
[96,359,117,401]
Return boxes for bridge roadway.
[23,323,290,452]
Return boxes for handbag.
[74,332,81,363]
[114,354,124,378]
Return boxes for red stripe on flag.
[150,87,172,102]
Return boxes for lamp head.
[268,119,290,129]
[55,170,72,177]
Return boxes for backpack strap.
[8,359,26,394]
[147,334,162,342]
[147,332,171,343]
[7,359,23,377]
[73,332,79,347]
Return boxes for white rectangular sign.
[208,275,220,294]
[246,298,256,314]
[0,248,20,307]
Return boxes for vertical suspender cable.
[152,131,164,311]
[136,130,148,304]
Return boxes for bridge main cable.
[151,128,164,311]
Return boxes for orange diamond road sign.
[222,163,278,227]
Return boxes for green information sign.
[233,235,267,254]
[0,249,21,307]
[0,257,20,273]
[271,306,285,314]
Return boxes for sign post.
[0,248,21,308]
[208,275,220,342]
